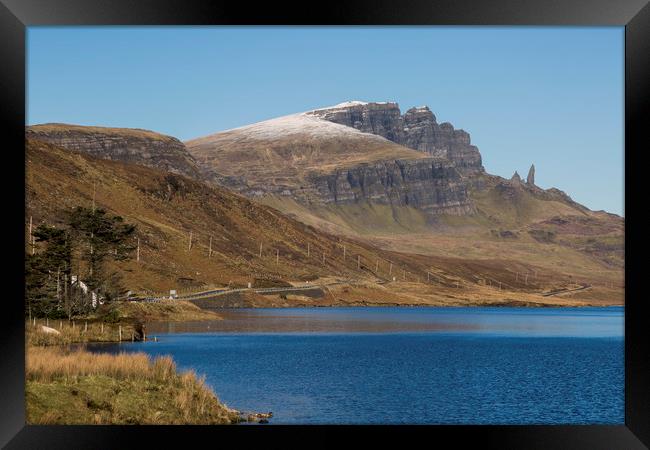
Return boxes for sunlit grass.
[26,346,241,425]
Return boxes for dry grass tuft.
[27,346,156,383]
[26,346,241,425]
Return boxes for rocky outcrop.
[224,156,474,217]
[26,123,205,180]
[308,101,405,142]
[307,102,484,175]
[511,171,522,183]
[305,158,474,215]
[527,164,535,185]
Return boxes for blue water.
[88,307,624,424]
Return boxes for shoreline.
[25,300,273,425]
[184,300,625,311]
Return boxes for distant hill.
[183,103,623,271]
[27,123,205,180]
[25,118,623,306]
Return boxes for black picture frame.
[1,1,648,448]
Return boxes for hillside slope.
[186,109,477,227]
[26,138,618,306]
[185,103,622,254]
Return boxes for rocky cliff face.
[306,102,484,175]
[26,123,205,180]
[185,111,475,218]
[306,159,474,216]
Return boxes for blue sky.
[27,27,624,215]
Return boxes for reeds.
[26,346,173,383]
[25,346,241,424]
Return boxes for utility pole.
[56,268,61,302]
[28,216,32,254]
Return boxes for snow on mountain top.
[332,101,368,107]
[195,112,389,142]
[309,100,396,112]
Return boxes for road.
[542,284,591,297]
[140,284,326,302]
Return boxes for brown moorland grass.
[26,321,137,346]
[26,346,240,425]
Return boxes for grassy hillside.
[26,138,622,305]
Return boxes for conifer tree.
[25,207,136,318]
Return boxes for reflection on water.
[145,306,624,338]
